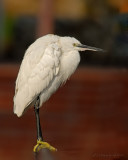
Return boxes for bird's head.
[60,36,104,53]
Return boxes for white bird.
[13,34,103,152]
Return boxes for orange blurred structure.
[0,64,128,160]
[36,0,54,37]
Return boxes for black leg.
[33,96,57,152]
[34,96,43,141]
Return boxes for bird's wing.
[14,42,61,117]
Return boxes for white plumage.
[13,34,102,117]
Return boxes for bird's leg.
[33,96,57,153]
[34,96,43,141]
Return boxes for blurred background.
[1,0,128,160]
[1,0,128,65]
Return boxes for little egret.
[13,34,103,152]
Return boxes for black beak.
[77,44,105,52]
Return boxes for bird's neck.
[60,51,80,82]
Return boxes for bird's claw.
[33,139,57,153]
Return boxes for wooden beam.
[36,0,54,37]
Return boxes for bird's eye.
[73,43,77,47]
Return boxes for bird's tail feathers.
[13,91,36,117]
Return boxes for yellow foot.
[33,139,57,153]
